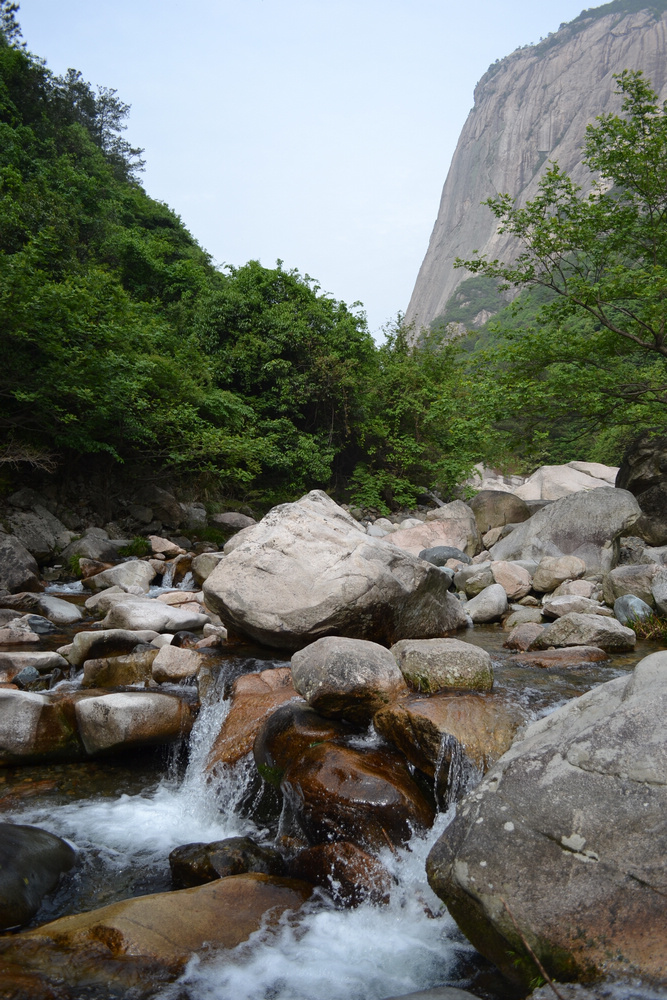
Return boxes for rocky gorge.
[0,460,666,1000]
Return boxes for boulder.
[211,511,257,530]
[418,545,471,566]
[514,463,618,501]
[74,691,195,754]
[374,694,524,801]
[503,623,546,651]
[603,563,665,607]
[426,651,667,987]
[147,535,183,558]
[287,841,392,906]
[0,624,40,645]
[101,598,208,633]
[491,561,532,600]
[468,490,531,534]
[391,501,481,558]
[280,743,434,850]
[509,646,610,669]
[489,488,640,573]
[5,507,72,564]
[613,594,654,626]
[290,636,406,724]
[616,432,667,544]
[253,701,350,787]
[529,613,636,652]
[550,579,596,599]
[465,584,508,623]
[81,647,158,688]
[541,595,612,619]
[503,607,544,629]
[191,551,224,585]
[652,572,667,615]
[151,644,202,683]
[462,566,495,597]
[0,874,311,992]
[0,823,76,930]
[31,594,83,626]
[62,629,145,668]
[532,555,587,593]
[203,491,467,651]
[0,651,68,684]
[169,837,284,887]
[0,533,41,593]
[136,486,184,527]
[85,560,156,593]
[206,667,297,773]
[0,689,82,762]
[390,638,493,694]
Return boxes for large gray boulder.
[530,612,635,652]
[489,487,640,573]
[203,491,467,651]
[468,490,531,534]
[0,533,40,593]
[85,560,156,593]
[101,598,208,633]
[426,651,667,987]
[74,692,195,754]
[6,507,72,563]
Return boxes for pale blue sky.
[18,0,590,336]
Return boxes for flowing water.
[2,613,665,1000]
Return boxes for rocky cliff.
[405,2,667,340]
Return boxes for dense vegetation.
[0,2,482,512]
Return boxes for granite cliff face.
[405,4,667,340]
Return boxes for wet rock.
[151,644,201,683]
[489,488,640,573]
[426,651,667,987]
[74,691,194,754]
[19,614,58,635]
[62,629,145,668]
[465,584,508,623]
[169,837,284,888]
[291,636,407,724]
[280,743,434,850]
[418,545,471,566]
[0,625,40,645]
[0,533,41,594]
[13,665,42,688]
[26,595,83,626]
[614,594,653,626]
[503,607,544,629]
[374,694,523,798]
[287,841,392,906]
[253,701,350,787]
[85,560,156,593]
[390,501,481,558]
[468,490,531,534]
[102,598,208,633]
[206,667,297,773]
[0,823,76,930]
[509,647,610,669]
[81,647,158,688]
[203,491,467,651]
[491,561,532,600]
[0,874,312,993]
[503,623,545,651]
[529,612,635,652]
[0,689,82,762]
[532,555,587,593]
[390,638,493,693]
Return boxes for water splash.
[433,733,482,813]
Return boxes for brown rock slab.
[288,841,392,906]
[510,646,610,669]
[253,701,350,786]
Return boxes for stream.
[1,597,664,1000]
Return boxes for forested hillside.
[0,2,483,512]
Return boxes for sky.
[17,0,591,338]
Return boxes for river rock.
[85,560,156,593]
[288,841,392,906]
[207,667,297,774]
[602,563,664,607]
[0,624,40,645]
[374,694,523,803]
[0,650,68,676]
[291,636,407,724]
[0,823,76,930]
[462,566,495,597]
[550,579,597,599]
[0,873,312,993]
[510,647,610,669]
[652,571,667,615]
[616,432,667,544]
[503,607,544,629]
[151,643,202,683]
[0,533,41,593]
[62,629,146,668]
[426,651,667,987]
[465,583,508,623]
[418,545,471,566]
[391,501,481,558]
[468,491,531,534]
[169,837,284,887]
[81,647,158,688]
[203,491,467,651]
[0,689,82,762]
[490,561,532,600]
[147,535,183,558]
[253,701,350,787]
[280,742,434,850]
[532,555,587,593]
[102,598,208,633]
[541,595,612,618]
[514,463,617,501]
[503,623,546,651]
[191,551,225,584]
[390,638,493,694]
[489,488,640,573]
[212,511,257,530]
[60,528,120,565]
[6,507,72,563]
[74,691,195,754]
[614,594,653,626]
[529,613,636,652]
